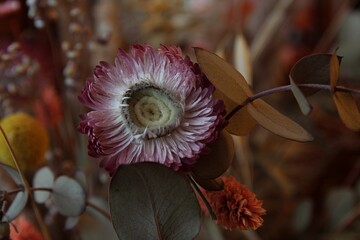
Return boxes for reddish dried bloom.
[10,215,43,240]
[204,176,266,230]
[35,85,63,127]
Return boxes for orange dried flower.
[204,176,266,230]
[10,215,43,240]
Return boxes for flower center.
[122,83,183,139]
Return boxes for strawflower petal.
[79,44,225,174]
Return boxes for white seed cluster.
[59,1,93,91]
[0,43,40,117]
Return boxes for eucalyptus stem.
[6,187,25,196]
[187,174,217,221]
[225,83,360,121]
[6,185,112,223]
[86,201,112,221]
[6,187,53,197]
[0,126,52,240]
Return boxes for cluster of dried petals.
[204,176,266,230]
[79,44,225,175]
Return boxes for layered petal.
[79,44,225,174]
[204,177,266,230]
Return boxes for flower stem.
[224,83,360,121]
[187,174,217,221]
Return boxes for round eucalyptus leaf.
[0,163,21,185]
[2,190,28,222]
[0,163,28,222]
[64,217,80,230]
[75,170,87,190]
[109,162,201,240]
[33,166,55,203]
[52,176,86,217]
[325,187,355,228]
[292,199,313,233]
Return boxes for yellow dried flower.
[0,113,49,171]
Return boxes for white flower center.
[122,84,183,139]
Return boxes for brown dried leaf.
[330,51,340,89]
[195,48,252,104]
[214,90,256,136]
[290,54,342,95]
[332,92,360,131]
[247,99,313,142]
[191,130,234,179]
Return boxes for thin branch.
[7,187,53,197]
[187,174,217,221]
[225,84,360,121]
[0,126,51,240]
[250,0,295,62]
[331,202,360,238]
[86,200,112,221]
[313,0,352,52]
[6,187,25,196]
[31,187,53,193]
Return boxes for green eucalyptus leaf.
[0,163,28,222]
[77,197,118,240]
[33,166,54,203]
[326,187,355,228]
[64,217,80,230]
[0,163,21,185]
[109,163,201,240]
[2,189,28,222]
[292,199,313,233]
[75,170,87,190]
[52,176,87,217]
[289,77,312,115]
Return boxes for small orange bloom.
[204,176,266,230]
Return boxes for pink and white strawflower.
[79,44,225,174]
